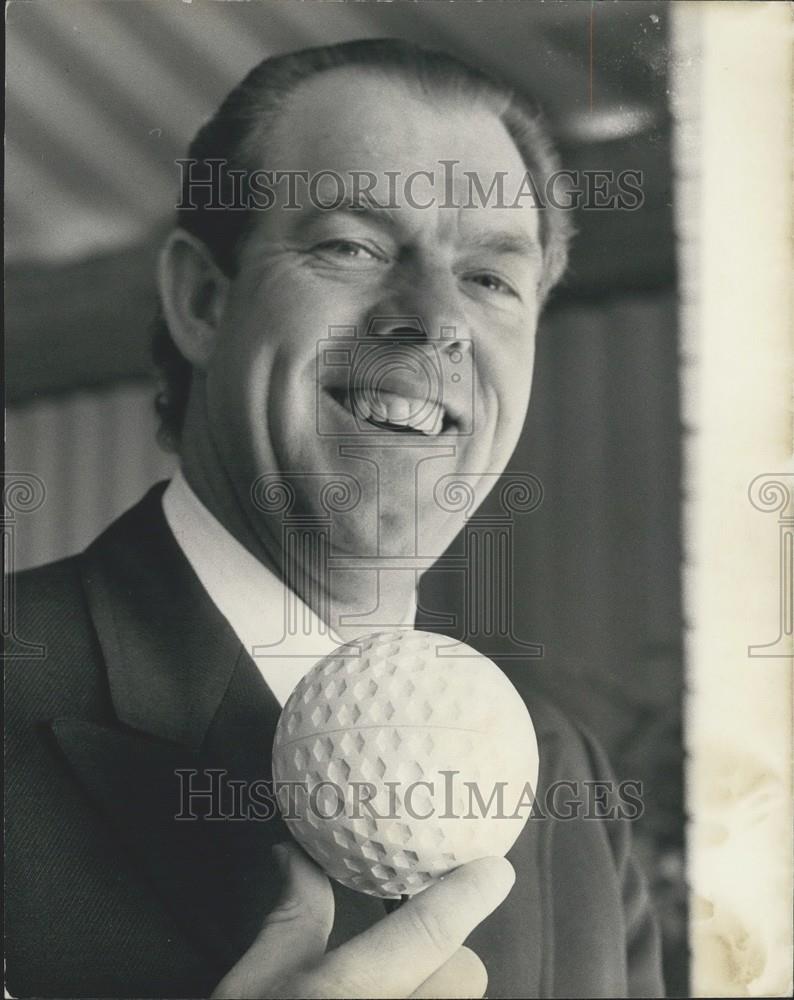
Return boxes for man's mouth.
[325,387,456,436]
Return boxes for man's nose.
[368,271,471,353]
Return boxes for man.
[5,39,664,998]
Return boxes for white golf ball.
[272,629,539,898]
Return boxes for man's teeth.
[386,396,411,425]
[351,392,444,435]
[413,405,444,435]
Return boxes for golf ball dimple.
[272,630,539,899]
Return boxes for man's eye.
[469,272,520,298]
[314,239,382,261]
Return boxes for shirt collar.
[162,469,415,705]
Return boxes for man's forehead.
[252,66,540,240]
[261,66,528,184]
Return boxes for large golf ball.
[272,629,538,899]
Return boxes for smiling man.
[6,39,664,999]
[157,46,558,641]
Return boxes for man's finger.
[212,842,334,998]
[322,856,514,998]
[411,946,488,999]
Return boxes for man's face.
[203,68,543,560]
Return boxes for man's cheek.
[482,365,532,444]
[475,353,527,410]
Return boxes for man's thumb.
[212,841,334,998]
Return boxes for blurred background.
[5,1,685,993]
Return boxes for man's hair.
[153,37,571,450]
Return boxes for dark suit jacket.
[5,485,664,998]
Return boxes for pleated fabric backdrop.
[6,382,174,571]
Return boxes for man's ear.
[157,229,230,369]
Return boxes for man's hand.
[212,842,515,999]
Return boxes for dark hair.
[153,37,571,450]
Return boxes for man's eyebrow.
[294,191,402,234]
[464,230,543,263]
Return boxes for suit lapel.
[78,483,244,750]
[54,486,290,966]
[62,486,390,966]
